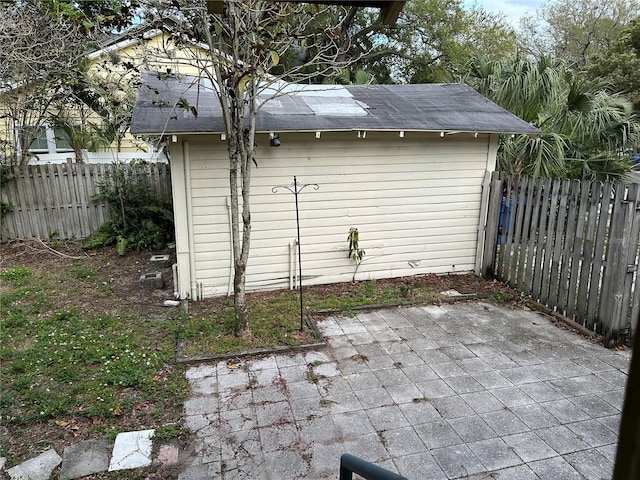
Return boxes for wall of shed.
[171,131,497,299]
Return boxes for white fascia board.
[88,29,163,60]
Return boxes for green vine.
[348,227,365,282]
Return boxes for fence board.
[498,175,513,280]
[602,184,635,342]
[548,179,570,309]
[538,179,560,305]
[514,177,535,291]
[0,163,171,241]
[587,182,613,326]
[512,176,527,285]
[631,248,640,333]
[506,176,523,286]
[14,167,35,238]
[566,180,591,319]
[474,171,492,276]
[94,164,109,227]
[481,174,504,277]
[577,181,601,323]
[522,176,541,294]
[25,167,43,237]
[558,180,581,314]
[77,165,92,237]
[51,164,69,238]
[532,177,551,301]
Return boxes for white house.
[131,71,540,300]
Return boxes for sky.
[462,0,543,26]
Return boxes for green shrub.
[0,164,13,218]
[83,166,174,252]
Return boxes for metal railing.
[339,454,409,480]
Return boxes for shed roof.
[131,70,541,136]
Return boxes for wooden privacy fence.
[0,163,172,241]
[480,173,640,343]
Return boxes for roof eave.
[132,127,541,137]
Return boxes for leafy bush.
[83,166,174,252]
[0,164,13,222]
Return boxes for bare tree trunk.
[192,0,353,337]
[228,125,251,338]
[233,258,249,336]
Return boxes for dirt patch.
[189,271,522,315]
[0,239,178,319]
[0,238,524,335]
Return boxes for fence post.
[601,184,635,344]
[475,171,492,276]
[621,184,640,337]
[480,175,504,278]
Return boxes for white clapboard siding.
[172,131,494,299]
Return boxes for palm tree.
[463,55,639,181]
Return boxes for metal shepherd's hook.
[272,176,319,331]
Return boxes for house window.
[27,126,73,154]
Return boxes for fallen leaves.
[54,419,81,437]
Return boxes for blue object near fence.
[497,197,513,244]
[339,454,409,480]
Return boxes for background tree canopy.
[589,18,640,113]
[518,0,640,69]
[463,56,639,181]
[295,0,517,84]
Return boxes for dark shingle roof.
[131,70,540,136]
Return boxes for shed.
[131,71,540,300]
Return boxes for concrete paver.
[108,429,155,472]
[60,439,112,479]
[7,449,62,480]
[180,302,631,479]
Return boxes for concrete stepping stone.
[60,438,112,479]
[158,444,180,466]
[7,449,61,480]
[108,429,155,472]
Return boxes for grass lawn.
[0,242,189,474]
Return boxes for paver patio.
[179,302,631,479]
